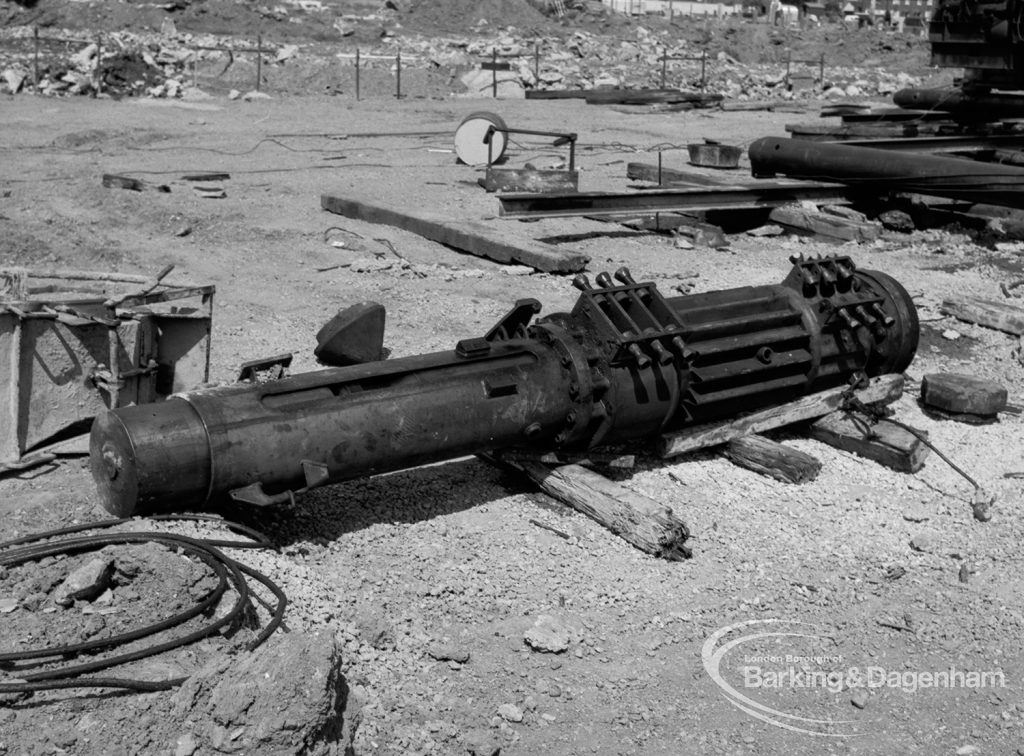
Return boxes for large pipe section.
[894,87,1024,119]
[90,256,919,517]
[749,136,1024,207]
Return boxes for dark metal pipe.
[748,136,1024,207]
[893,87,1024,120]
[90,257,919,517]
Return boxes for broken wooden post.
[355,47,360,101]
[941,296,1024,336]
[724,434,822,483]
[514,459,692,560]
[660,374,905,458]
[810,411,930,473]
[395,48,401,99]
[256,33,262,92]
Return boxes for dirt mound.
[401,0,552,34]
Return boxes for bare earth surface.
[1,7,1023,756]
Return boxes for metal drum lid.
[454,111,508,166]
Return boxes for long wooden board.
[941,296,1024,336]
[659,374,905,458]
[321,194,589,274]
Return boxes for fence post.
[93,33,101,98]
[256,33,263,92]
[660,48,667,89]
[355,47,361,100]
[33,26,39,89]
[192,46,199,88]
[700,49,706,91]
[819,53,825,90]
[534,42,540,81]
[395,49,402,99]
[492,48,497,98]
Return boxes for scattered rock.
[524,614,571,653]
[901,504,931,523]
[747,224,785,237]
[941,329,961,341]
[427,641,470,663]
[956,746,980,756]
[909,533,936,553]
[464,728,501,755]
[497,703,523,723]
[850,688,869,709]
[53,557,114,607]
[174,732,198,756]
[242,90,273,101]
[971,489,995,522]
[878,209,914,232]
[171,633,357,754]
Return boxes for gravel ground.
[1,71,1023,756]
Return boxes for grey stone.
[53,556,114,607]
[524,614,571,653]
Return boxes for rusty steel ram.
[90,256,919,517]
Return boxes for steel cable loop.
[0,534,231,662]
[0,517,287,693]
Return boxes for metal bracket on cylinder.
[229,459,330,507]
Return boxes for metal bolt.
[101,447,121,480]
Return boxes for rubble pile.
[0,21,925,100]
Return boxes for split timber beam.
[497,182,856,219]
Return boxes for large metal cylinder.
[748,136,1024,207]
[91,256,919,517]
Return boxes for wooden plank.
[940,295,1024,336]
[660,374,905,458]
[481,168,579,194]
[320,194,589,274]
[724,434,822,483]
[515,460,692,560]
[769,205,880,242]
[809,411,930,473]
[627,162,726,187]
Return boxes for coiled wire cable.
[0,515,286,694]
